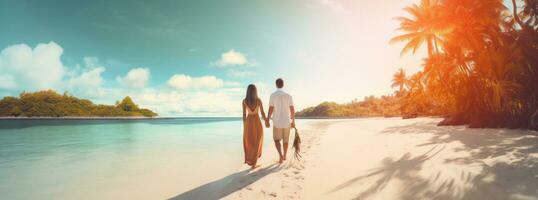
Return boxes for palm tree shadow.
[328,145,445,200]
[377,121,538,199]
[169,164,280,200]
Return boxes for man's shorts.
[273,127,290,143]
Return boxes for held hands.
[291,121,296,128]
[265,119,270,128]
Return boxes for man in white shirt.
[266,78,295,163]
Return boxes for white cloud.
[115,88,243,116]
[62,55,113,98]
[67,67,105,88]
[66,67,106,97]
[83,56,100,68]
[182,91,239,114]
[131,90,185,115]
[212,49,250,67]
[226,69,256,78]
[167,74,224,90]
[224,81,241,87]
[0,42,65,90]
[138,90,182,104]
[117,68,150,88]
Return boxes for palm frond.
[390,32,418,45]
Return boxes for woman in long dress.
[242,84,267,169]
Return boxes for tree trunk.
[427,38,434,57]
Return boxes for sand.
[171,118,538,200]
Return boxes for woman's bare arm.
[242,100,246,123]
[259,99,267,121]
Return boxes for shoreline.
[0,116,401,120]
[0,116,168,120]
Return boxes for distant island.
[0,90,157,118]
[297,95,400,118]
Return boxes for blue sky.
[0,0,432,116]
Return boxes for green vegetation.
[297,96,400,118]
[300,0,538,129]
[0,90,157,117]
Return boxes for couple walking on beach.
[242,78,295,169]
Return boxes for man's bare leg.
[274,140,284,163]
[283,143,289,160]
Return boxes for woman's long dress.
[243,101,263,166]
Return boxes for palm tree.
[473,44,522,112]
[406,72,425,93]
[391,68,407,95]
[390,0,538,128]
[390,0,444,57]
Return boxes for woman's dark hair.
[245,84,258,108]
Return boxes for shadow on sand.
[329,145,446,199]
[169,164,281,200]
[330,121,538,200]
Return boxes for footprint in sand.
[269,192,277,197]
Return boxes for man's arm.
[267,106,273,128]
[266,95,274,128]
[289,95,295,128]
[290,106,295,128]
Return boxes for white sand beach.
[173,118,538,200]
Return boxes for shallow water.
[0,118,305,199]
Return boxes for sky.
[0,0,428,116]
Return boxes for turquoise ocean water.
[0,118,301,199]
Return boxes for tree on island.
[0,90,157,117]
[296,96,401,118]
[117,96,138,112]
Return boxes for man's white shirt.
[269,89,294,128]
